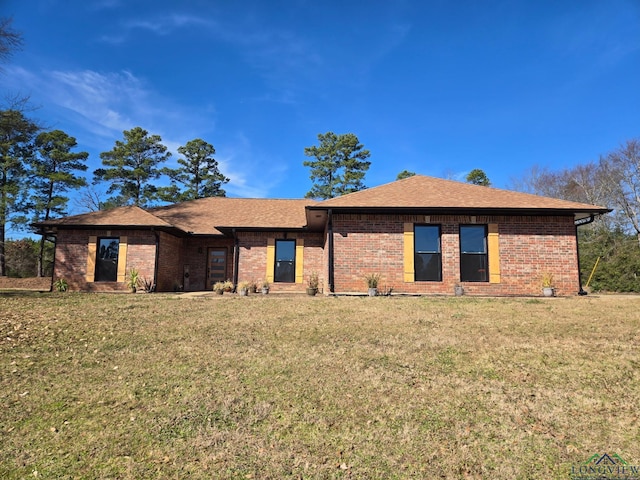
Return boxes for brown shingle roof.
[35,206,174,228]
[35,198,316,235]
[316,175,610,215]
[35,176,610,235]
[149,197,314,234]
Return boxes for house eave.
[305,205,611,220]
[215,225,314,236]
[31,223,187,237]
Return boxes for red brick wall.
[330,213,579,296]
[237,232,325,293]
[155,232,184,292]
[53,231,89,291]
[53,229,157,292]
[53,213,579,296]
[181,237,234,291]
[52,229,324,293]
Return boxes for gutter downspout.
[48,234,56,293]
[153,229,160,292]
[232,228,240,292]
[574,215,595,296]
[328,209,334,293]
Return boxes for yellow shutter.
[295,239,304,284]
[116,236,128,283]
[86,236,97,282]
[266,238,275,283]
[403,223,415,283]
[488,224,500,283]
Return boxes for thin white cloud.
[5,66,207,156]
[4,66,142,134]
[125,14,214,34]
[215,132,290,198]
[100,13,216,43]
[546,2,640,68]
[97,7,324,105]
[4,65,285,198]
[9,66,215,139]
[48,70,142,132]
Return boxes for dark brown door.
[206,248,227,290]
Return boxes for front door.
[206,248,227,290]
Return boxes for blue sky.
[3,0,640,210]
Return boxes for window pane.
[415,225,440,253]
[95,238,119,282]
[415,253,442,281]
[276,240,295,262]
[414,225,442,281]
[460,225,488,282]
[274,239,295,283]
[460,225,486,253]
[460,254,488,282]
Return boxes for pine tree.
[303,132,371,199]
[94,127,171,207]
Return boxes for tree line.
[0,16,370,277]
[4,94,639,291]
[509,139,640,292]
[0,113,230,276]
[1,17,233,276]
[2,17,638,290]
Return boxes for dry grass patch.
[1,293,639,478]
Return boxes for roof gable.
[35,205,174,229]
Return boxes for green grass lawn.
[1,293,639,479]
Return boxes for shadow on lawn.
[0,290,51,297]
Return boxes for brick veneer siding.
[53,229,157,292]
[329,213,580,296]
[237,231,325,293]
[53,229,324,293]
[154,231,185,292]
[181,237,234,291]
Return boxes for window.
[414,225,442,281]
[274,239,295,283]
[460,225,488,282]
[95,237,119,282]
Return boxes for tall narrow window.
[274,239,295,283]
[95,237,119,282]
[460,225,488,282]
[414,225,442,281]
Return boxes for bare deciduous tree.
[73,185,105,213]
[600,139,640,245]
[0,17,22,65]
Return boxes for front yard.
[1,293,639,478]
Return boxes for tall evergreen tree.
[0,109,38,276]
[396,170,416,180]
[303,132,371,199]
[466,169,491,186]
[159,138,229,202]
[31,129,88,275]
[94,127,171,208]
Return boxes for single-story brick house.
[34,175,609,296]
